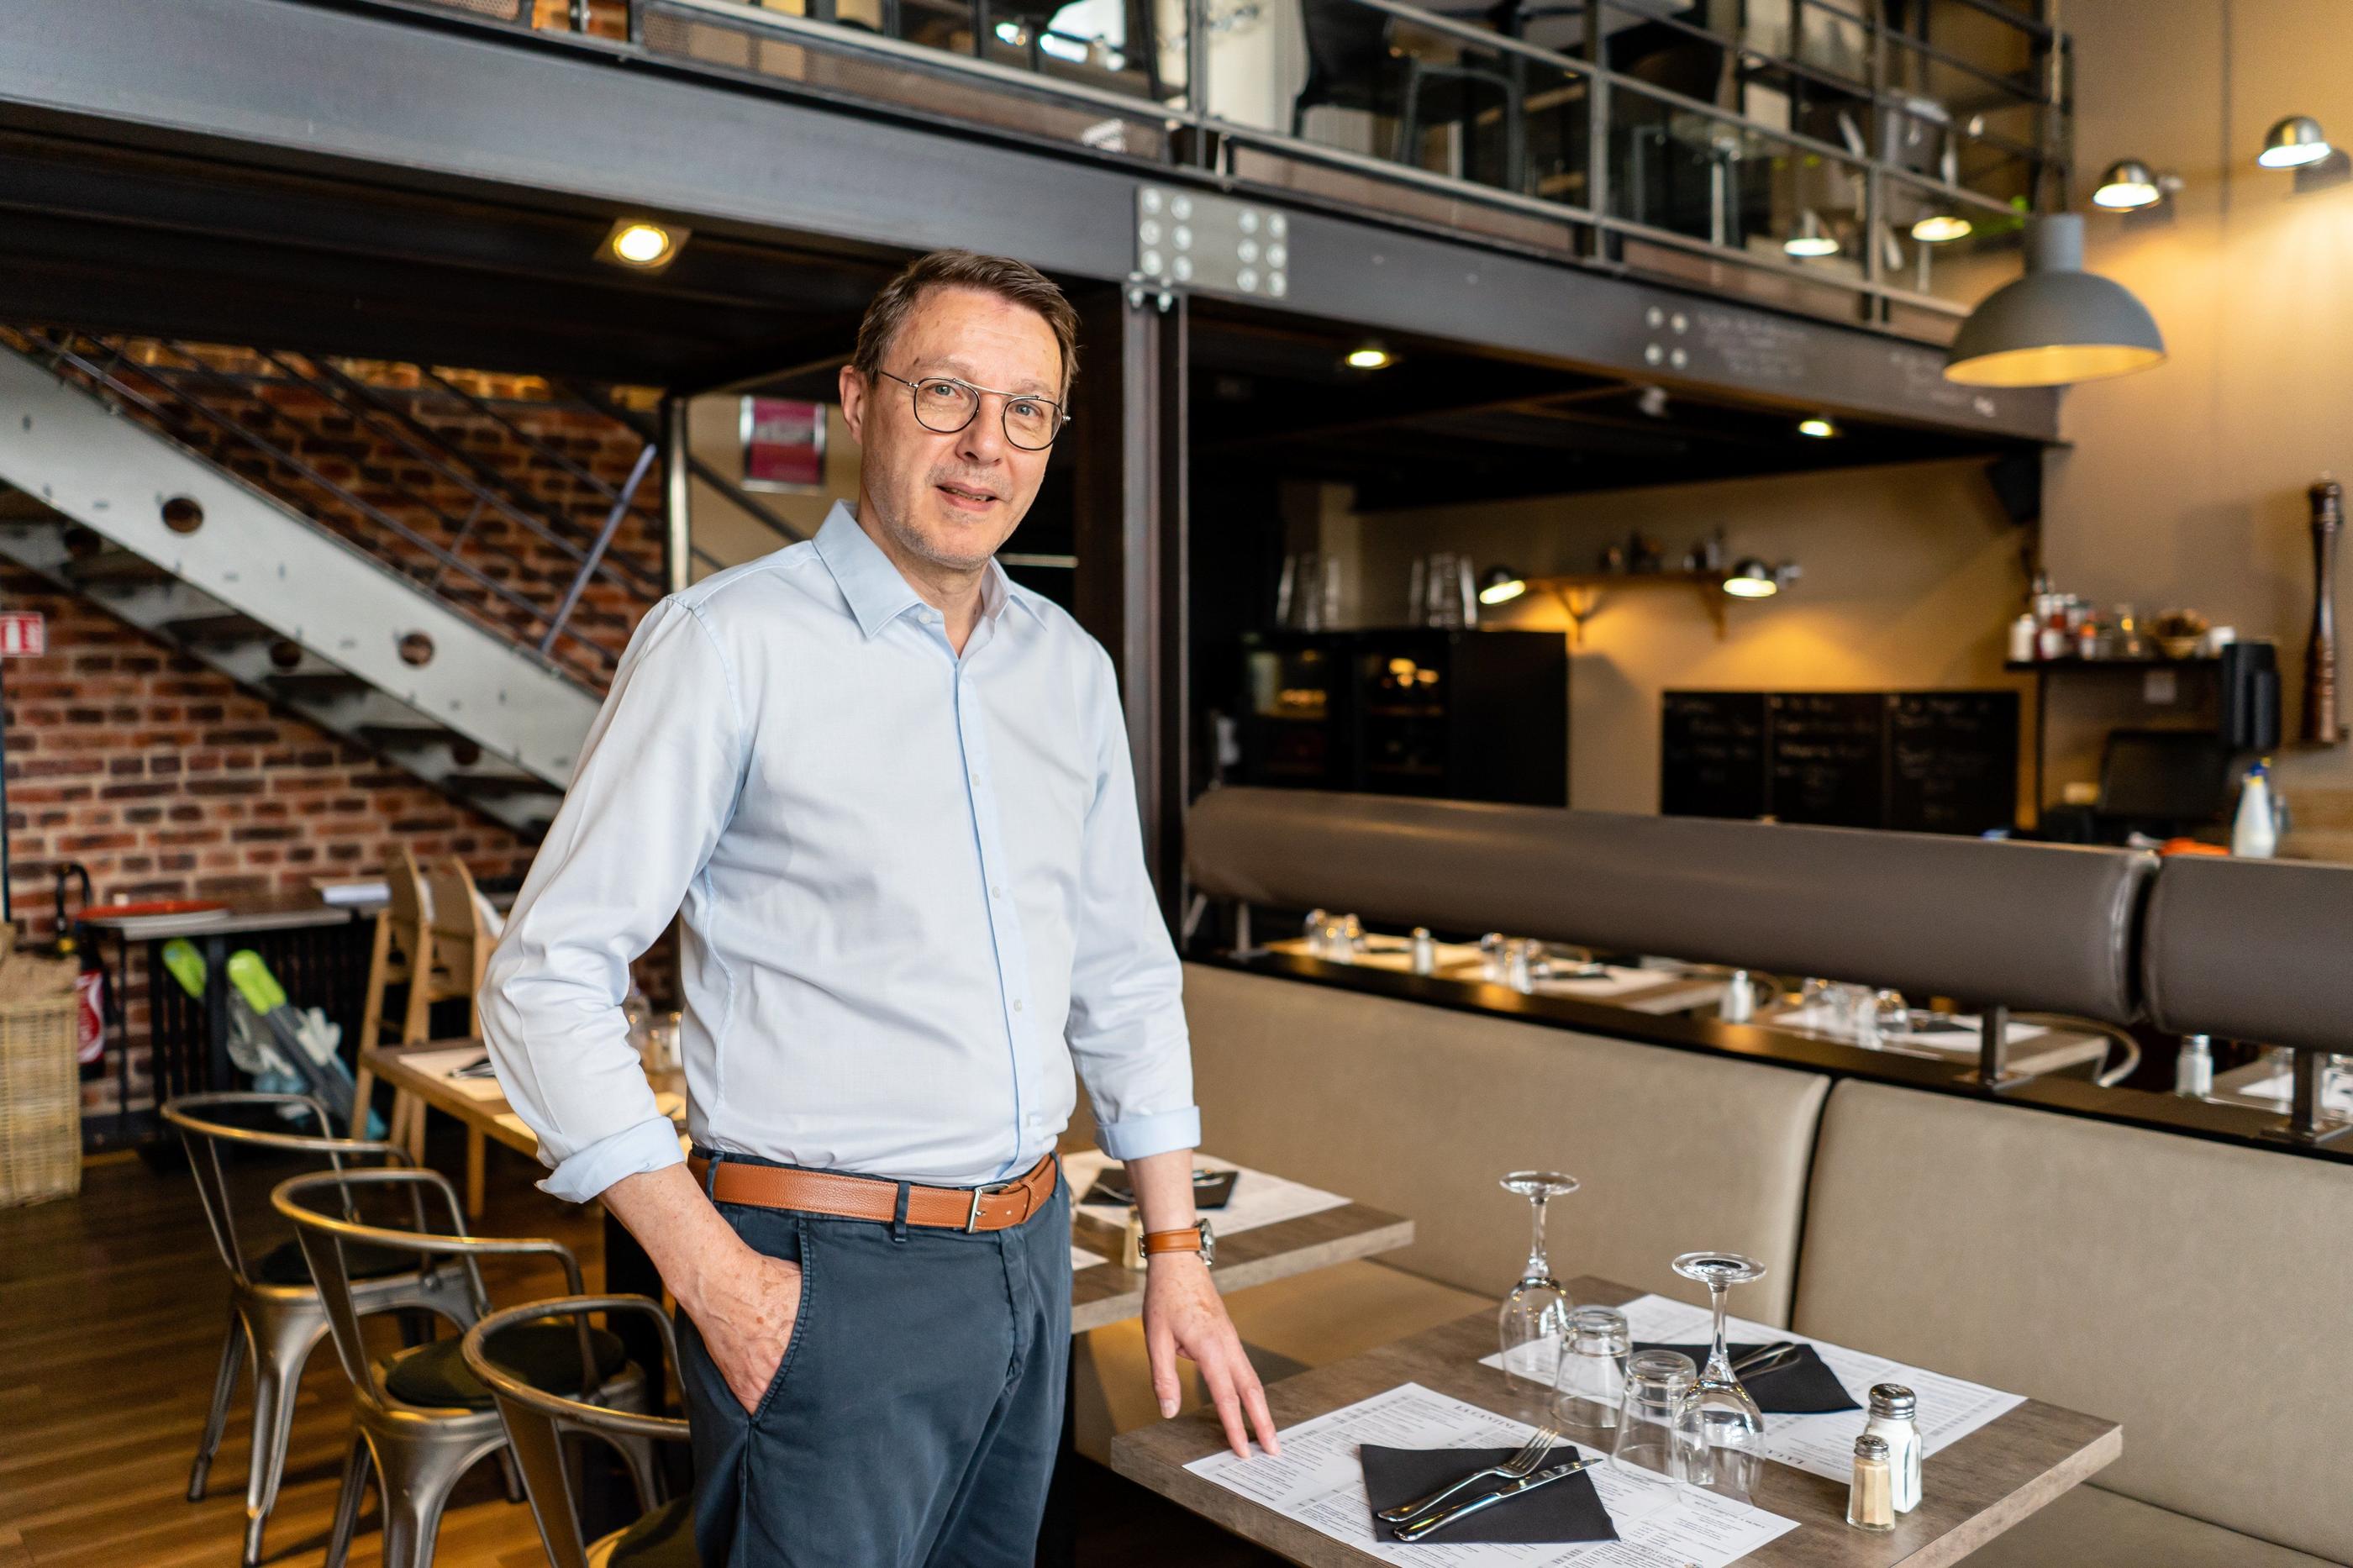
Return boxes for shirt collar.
[813,502,1045,638]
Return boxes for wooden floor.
[0,1135,1280,1567]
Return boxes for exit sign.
[0,611,45,657]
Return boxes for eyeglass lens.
[908,376,1061,450]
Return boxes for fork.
[1373,1424,1558,1525]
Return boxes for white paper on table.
[1061,1148,1349,1236]
[2233,1071,2353,1117]
[1769,1005,2046,1050]
[1481,1295,2026,1484]
[1071,1245,1108,1271]
[1186,1381,1798,1566]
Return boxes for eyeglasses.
[875,370,1068,451]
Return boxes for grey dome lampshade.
[1944,214,2166,387]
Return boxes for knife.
[1390,1456,1606,1543]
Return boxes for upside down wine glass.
[1671,1251,1769,1502]
[1497,1171,1580,1393]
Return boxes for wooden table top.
[1750,1002,2110,1077]
[1110,1276,2120,1568]
[364,1041,1413,1334]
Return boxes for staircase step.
[445,767,565,796]
[162,612,273,645]
[62,548,173,588]
[265,671,371,702]
[356,723,461,750]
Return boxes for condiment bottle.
[2175,1034,2214,1097]
[1846,1433,1896,1531]
[1121,1205,1146,1270]
[1864,1383,1923,1513]
[2233,760,2278,858]
[2008,613,2038,663]
[1409,927,1436,976]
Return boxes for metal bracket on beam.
[1134,186,1291,306]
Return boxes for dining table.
[1110,1275,2121,1568]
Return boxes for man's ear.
[838,363,868,445]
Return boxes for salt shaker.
[1864,1383,1923,1513]
[1846,1433,1896,1531]
[1409,927,1436,976]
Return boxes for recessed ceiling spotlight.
[600,218,688,271]
[1345,343,1395,371]
[1797,417,1840,439]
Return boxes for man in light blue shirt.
[481,250,1275,1567]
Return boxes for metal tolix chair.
[273,1166,655,1568]
[162,1092,477,1568]
[463,1295,697,1567]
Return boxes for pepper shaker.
[1846,1433,1896,1531]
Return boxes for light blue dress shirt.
[480,503,1199,1202]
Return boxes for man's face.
[840,285,1063,574]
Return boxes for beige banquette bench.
[1070,792,2353,1565]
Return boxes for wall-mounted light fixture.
[1945,214,2166,387]
[2258,115,2332,170]
[2091,159,2174,209]
[1796,416,1840,439]
[1723,558,1802,598]
[1477,566,1527,606]
[1783,210,1843,258]
[1911,213,1975,244]
[598,218,689,272]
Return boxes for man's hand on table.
[1144,1251,1282,1459]
[1125,1145,1282,1460]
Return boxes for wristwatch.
[1142,1218,1216,1266]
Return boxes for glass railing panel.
[1604,77,1871,283]
[1871,172,2022,309]
[1229,0,1593,208]
[1878,0,2042,89]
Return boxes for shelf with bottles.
[2004,656,2222,673]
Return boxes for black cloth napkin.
[1635,1341,1861,1414]
[1358,1444,1617,1545]
[1080,1166,1237,1209]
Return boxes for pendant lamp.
[1944,214,2165,387]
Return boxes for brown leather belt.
[687,1150,1060,1234]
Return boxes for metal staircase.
[0,334,666,839]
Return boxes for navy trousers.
[676,1158,1072,1568]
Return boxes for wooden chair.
[352,846,436,1139]
[424,856,498,1218]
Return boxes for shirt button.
[1013,999,1025,1013]
[970,771,982,787]
[990,884,1004,898]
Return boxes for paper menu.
[1071,1245,1108,1271]
[1185,1382,1798,1566]
[1480,1296,2025,1484]
[1061,1149,1350,1237]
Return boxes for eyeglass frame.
[872,369,1071,450]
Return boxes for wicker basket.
[0,993,82,1208]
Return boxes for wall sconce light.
[599,218,689,271]
[1911,213,1975,244]
[2258,115,2332,170]
[1796,416,1840,439]
[2091,159,2174,209]
[1723,558,1801,598]
[1783,210,1843,258]
[1477,566,1527,606]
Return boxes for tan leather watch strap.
[1142,1227,1204,1255]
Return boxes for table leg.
[464,1127,486,1218]
[203,934,232,1092]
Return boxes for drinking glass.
[1866,988,1910,1046]
[1497,1170,1580,1392]
[1551,1305,1629,1436]
[1610,1349,1698,1485]
[1479,932,1509,983]
[1670,1251,1769,1502]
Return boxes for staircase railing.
[3,329,661,687]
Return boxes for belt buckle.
[964,1177,1019,1234]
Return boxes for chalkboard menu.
[1768,693,1886,827]
[1886,691,2019,835]
[1661,689,2019,835]
[1660,692,1767,819]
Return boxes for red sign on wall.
[741,397,827,492]
[0,610,45,658]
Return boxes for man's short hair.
[852,249,1081,403]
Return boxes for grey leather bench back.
[1187,789,2155,1022]
[1794,1081,2353,1563]
[2141,854,2353,1051]
[1182,962,1829,1324]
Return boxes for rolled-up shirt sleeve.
[1064,646,1199,1162]
[479,597,745,1202]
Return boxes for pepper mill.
[2303,477,2343,746]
